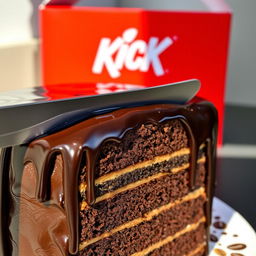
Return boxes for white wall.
[0,0,33,44]
[0,0,40,89]
[119,0,207,11]
[75,0,117,6]
[225,0,256,106]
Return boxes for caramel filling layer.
[80,157,206,210]
[186,243,206,256]
[130,217,206,256]
[79,187,206,251]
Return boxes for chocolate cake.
[2,101,217,256]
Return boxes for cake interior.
[11,103,216,256]
[78,120,208,256]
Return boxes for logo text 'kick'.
[92,28,174,78]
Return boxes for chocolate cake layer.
[79,219,206,256]
[88,120,189,178]
[80,147,206,199]
[147,224,206,256]
[80,192,205,248]
[80,164,206,241]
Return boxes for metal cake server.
[0,79,200,147]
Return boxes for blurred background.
[1,0,256,106]
[0,0,255,228]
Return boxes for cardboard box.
[40,0,232,144]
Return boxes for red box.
[40,0,232,145]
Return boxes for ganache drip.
[23,102,217,255]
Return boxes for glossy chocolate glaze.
[214,221,227,229]
[0,147,12,255]
[3,101,217,255]
[210,234,218,242]
[227,244,247,250]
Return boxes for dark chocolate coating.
[2,101,217,255]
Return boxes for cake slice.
[6,101,217,256]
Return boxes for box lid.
[43,0,231,13]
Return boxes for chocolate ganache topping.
[4,101,217,255]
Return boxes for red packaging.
[40,0,232,145]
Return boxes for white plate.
[209,197,256,256]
